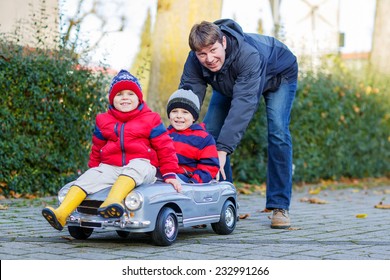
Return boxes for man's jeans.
[203,78,297,210]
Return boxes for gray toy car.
[57,180,238,246]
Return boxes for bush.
[232,67,390,184]
[0,41,109,196]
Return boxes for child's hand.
[165,178,182,192]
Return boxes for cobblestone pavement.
[1,185,390,260]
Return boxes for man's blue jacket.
[179,18,298,154]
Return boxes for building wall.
[0,0,58,49]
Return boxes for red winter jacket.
[88,103,179,180]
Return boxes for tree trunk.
[131,9,153,99]
[147,0,222,116]
[370,0,390,74]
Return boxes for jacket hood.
[214,19,245,71]
[214,19,245,38]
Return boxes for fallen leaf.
[239,213,250,219]
[23,193,38,199]
[287,227,302,230]
[260,208,272,213]
[309,187,322,195]
[238,188,253,195]
[253,184,266,192]
[0,204,8,210]
[356,213,368,218]
[309,198,328,204]
[374,202,390,209]
[61,236,73,241]
[9,190,21,199]
[300,197,328,204]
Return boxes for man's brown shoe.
[270,209,291,229]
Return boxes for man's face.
[195,36,226,72]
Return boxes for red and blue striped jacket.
[167,123,219,183]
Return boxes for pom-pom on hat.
[108,70,143,105]
[167,89,200,121]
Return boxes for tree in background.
[147,0,222,115]
[130,9,153,99]
[60,0,127,62]
[370,0,390,75]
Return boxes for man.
[179,19,298,229]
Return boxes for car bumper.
[67,212,151,230]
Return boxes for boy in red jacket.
[167,89,219,183]
[42,70,181,231]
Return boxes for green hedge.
[232,70,390,184]
[0,41,109,196]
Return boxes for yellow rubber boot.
[98,175,136,218]
[42,186,86,231]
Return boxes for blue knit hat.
[109,70,143,105]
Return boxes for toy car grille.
[81,221,102,228]
[77,200,103,215]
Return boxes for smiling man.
[178,19,298,229]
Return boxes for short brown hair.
[188,21,223,51]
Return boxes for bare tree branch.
[61,0,127,57]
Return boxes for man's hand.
[217,151,227,180]
[165,178,182,192]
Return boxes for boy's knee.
[122,159,156,185]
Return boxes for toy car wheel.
[211,200,237,235]
[68,226,93,240]
[151,207,178,246]
[116,230,130,238]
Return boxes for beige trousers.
[72,158,156,194]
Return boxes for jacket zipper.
[120,123,126,166]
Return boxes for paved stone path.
[1,186,390,260]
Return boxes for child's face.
[169,108,195,131]
[113,90,139,112]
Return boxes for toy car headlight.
[58,186,71,203]
[125,191,143,211]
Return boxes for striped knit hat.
[167,89,200,121]
[108,70,143,105]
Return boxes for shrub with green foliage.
[0,41,109,196]
[232,69,390,184]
